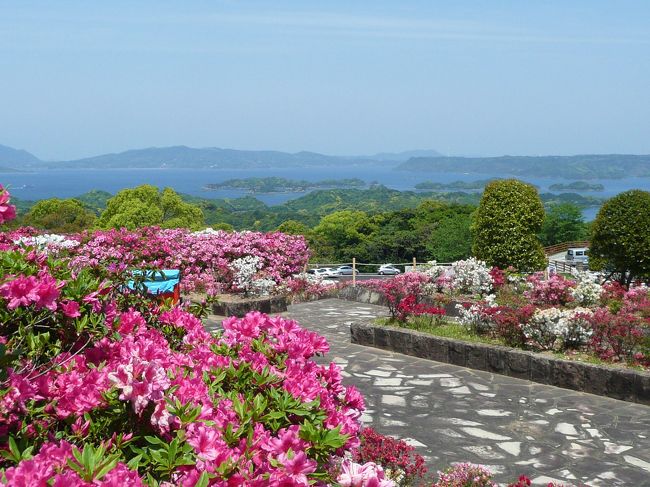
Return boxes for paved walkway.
[281,299,650,486]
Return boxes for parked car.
[378,264,401,275]
[334,265,359,276]
[312,267,339,278]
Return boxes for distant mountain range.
[0,144,431,170]
[1,143,649,179]
[397,154,650,179]
[0,144,40,172]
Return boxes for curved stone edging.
[350,322,650,406]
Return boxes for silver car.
[335,265,359,276]
[378,264,401,275]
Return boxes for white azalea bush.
[14,233,80,253]
[449,257,493,296]
[521,307,594,350]
[229,255,277,296]
[455,294,498,334]
[569,269,603,306]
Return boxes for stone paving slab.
[282,299,650,486]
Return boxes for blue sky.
[1,0,649,160]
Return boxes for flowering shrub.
[422,261,446,281]
[489,266,506,289]
[35,226,311,296]
[0,245,369,484]
[507,475,532,487]
[0,185,16,224]
[521,307,594,351]
[14,233,81,254]
[336,460,395,487]
[352,428,427,486]
[588,308,646,363]
[449,258,494,296]
[434,463,496,487]
[456,295,498,334]
[569,270,603,306]
[622,285,650,317]
[488,305,535,348]
[280,273,338,304]
[362,273,431,319]
[229,254,277,296]
[525,273,576,306]
[395,295,446,323]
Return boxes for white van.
[566,247,589,262]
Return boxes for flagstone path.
[281,298,650,486]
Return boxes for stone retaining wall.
[351,322,650,405]
[212,295,287,317]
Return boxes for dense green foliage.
[539,203,589,246]
[74,190,113,213]
[590,189,650,284]
[10,183,604,267]
[97,185,204,230]
[308,201,474,264]
[275,219,311,235]
[204,177,365,192]
[472,179,546,271]
[24,198,96,233]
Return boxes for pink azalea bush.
[0,240,368,484]
[67,227,310,295]
[0,212,414,485]
[0,185,16,225]
[525,273,576,306]
[362,273,431,319]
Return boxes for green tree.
[25,198,96,233]
[589,189,650,285]
[311,210,377,262]
[97,185,204,230]
[472,179,546,271]
[276,219,310,235]
[539,203,588,246]
[429,215,473,262]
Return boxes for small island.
[414,179,497,191]
[549,181,605,192]
[203,177,366,193]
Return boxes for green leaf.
[195,471,210,487]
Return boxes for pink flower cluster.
[2,441,143,486]
[1,303,365,484]
[337,460,395,487]
[362,273,431,319]
[0,272,62,311]
[0,185,16,224]
[434,463,496,487]
[525,273,576,306]
[66,227,310,295]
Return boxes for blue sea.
[1,167,648,221]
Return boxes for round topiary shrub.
[472,179,546,271]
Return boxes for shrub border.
[350,321,650,405]
[337,286,650,405]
